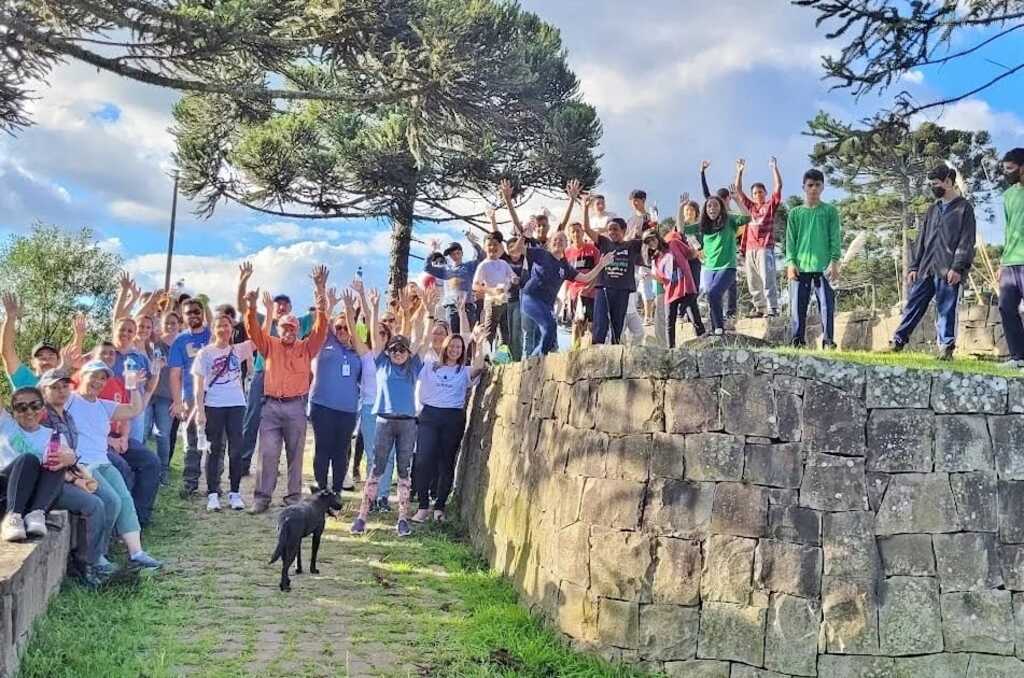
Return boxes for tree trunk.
[388,199,415,304]
[899,178,914,305]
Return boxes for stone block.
[665,348,701,379]
[878,534,935,577]
[754,540,822,599]
[866,472,890,512]
[933,532,1003,592]
[622,345,673,379]
[650,433,686,479]
[931,372,1008,414]
[822,576,880,654]
[940,590,1015,655]
[554,382,572,423]
[1011,380,1024,414]
[875,473,961,534]
[936,415,994,471]
[757,351,802,376]
[802,382,867,456]
[764,593,819,677]
[594,379,663,434]
[1015,592,1024,661]
[652,538,702,606]
[1001,545,1024,590]
[767,488,798,506]
[711,483,767,538]
[638,604,698,661]
[797,354,867,396]
[824,510,881,579]
[866,409,935,472]
[989,415,1024,479]
[684,433,744,481]
[696,601,766,666]
[597,597,639,649]
[589,527,652,601]
[555,523,589,586]
[721,374,778,438]
[776,392,803,443]
[818,656,896,678]
[568,344,622,382]
[532,379,559,420]
[950,471,998,532]
[774,374,805,394]
[665,378,722,433]
[878,576,944,656]
[998,480,1024,543]
[565,427,609,478]
[895,654,969,678]
[701,534,756,604]
[865,366,933,409]
[697,348,757,377]
[767,504,821,545]
[966,654,1024,677]
[731,667,790,678]
[744,443,803,489]
[644,479,714,537]
[606,435,651,482]
[568,379,595,430]
[663,659,731,678]
[557,581,596,640]
[800,452,868,512]
[580,478,645,530]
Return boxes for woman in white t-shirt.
[410,326,487,523]
[192,313,255,512]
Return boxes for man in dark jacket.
[890,165,976,359]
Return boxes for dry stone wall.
[455,345,1024,677]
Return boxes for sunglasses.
[185,309,202,316]
[12,401,44,414]
[387,346,410,355]
[333,325,348,332]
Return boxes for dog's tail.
[269,539,283,565]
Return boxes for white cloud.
[97,237,124,255]
[110,199,167,223]
[253,221,342,243]
[902,70,925,84]
[923,99,1024,136]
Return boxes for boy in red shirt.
[564,221,600,348]
[734,157,783,317]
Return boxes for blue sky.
[1,0,1021,309]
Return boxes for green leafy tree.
[173,1,601,299]
[0,223,122,358]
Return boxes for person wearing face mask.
[244,266,329,514]
[998,148,1024,367]
[889,165,976,360]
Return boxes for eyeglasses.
[333,325,348,333]
[12,401,44,414]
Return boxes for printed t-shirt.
[191,341,255,408]
[418,358,475,410]
[739,190,781,251]
[565,243,600,299]
[0,412,55,470]
[595,235,642,290]
[373,353,424,418]
[168,327,212,400]
[702,215,749,271]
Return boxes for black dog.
[268,486,342,592]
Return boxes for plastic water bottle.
[356,266,363,280]
[196,427,210,452]
[493,344,512,365]
[124,355,139,390]
[153,345,164,361]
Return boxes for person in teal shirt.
[2,293,80,389]
[998,148,1024,365]
[698,196,748,334]
[785,169,842,348]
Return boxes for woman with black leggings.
[411,329,487,523]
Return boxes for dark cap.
[31,341,59,357]
[38,368,72,388]
[629,189,647,201]
[272,294,291,304]
[443,242,463,256]
[385,335,412,353]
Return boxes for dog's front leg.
[310,532,321,574]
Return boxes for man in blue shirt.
[424,233,485,334]
[169,298,212,498]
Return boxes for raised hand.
[245,288,260,308]
[72,311,87,338]
[566,178,583,200]
[1,292,19,317]
[351,277,365,295]
[769,156,778,168]
[499,178,515,203]
[679,192,690,207]
[340,288,358,311]
[261,290,274,311]
[701,160,711,171]
[117,271,132,291]
[238,261,254,283]
[728,183,739,197]
[368,288,381,308]
[311,264,329,290]
[736,158,746,173]
[485,207,496,221]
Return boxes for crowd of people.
[0,148,1022,589]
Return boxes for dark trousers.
[412,405,466,511]
[726,277,738,317]
[239,370,265,473]
[593,287,633,344]
[121,443,161,526]
[445,302,479,335]
[168,415,181,466]
[789,273,836,346]
[668,294,703,347]
[311,403,359,493]
[999,265,1024,360]
[482,300,511,350]
[204,405,245,494]
[0,455,63,516]
[893,273,960,349]
[703,268,737,331]
[352,430,364,476]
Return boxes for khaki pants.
[745,248,778,313]
[254,397,307,505]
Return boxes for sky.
[1,0,1022,309]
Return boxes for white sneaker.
[24,510,46,537]
[342,471,355,491]
[228,492,245,511]
[2,513,26,542]
[713,328,724,336]
[206,493,221,512]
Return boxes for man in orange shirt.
[245,265,329,513]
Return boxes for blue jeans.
[239,370,265,473]
[702,268,737,331]
[593,287,632,344]
[893,273,960,349]
[789,273,836,346]
[520,293,558,356]
[522,307,540,358]
[999,265,1024,360]
[507,300,523,361]
[88,462,141,556]
[54,483,107,566]
[360,404,394,501]
[150,396,174,482]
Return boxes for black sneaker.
[888,340,906,353]
[378,498,392,513]
[179,486,196,500]
[937,344,955,361]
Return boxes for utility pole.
[163,169,179,292]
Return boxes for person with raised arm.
[644,229,705,346]
[499,178,543,356]
[244,265,329,514]
[697,195,748,335]
[423,225,485,334]
[735,157,783,317]
[564,180,602,349]
[169,297,212,499]
[2,293,85,388]
[700,161,751,320]
[472,230,518,353]
[786,169,843,348]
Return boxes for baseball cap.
[443,242,463,256]
[80,360,113,377]
[272,294,291,304]
[385,335,411,353]
[277,314,299,329]
[38,368,72,388]
[31,341,59,357]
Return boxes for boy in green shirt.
[786,169,842,348]
[998,148,1024,365]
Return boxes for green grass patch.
[771,346,1022,377]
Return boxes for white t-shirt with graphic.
[191,341,255,408]
[417,358,476,410]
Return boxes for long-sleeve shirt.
[423,242,486,305]
[245,306,327,399]
[1003,185,1024,266]
[785,202,842,273]
[910,196,976,276]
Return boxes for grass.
[770,345,1023,378]
[18,454,645,678]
